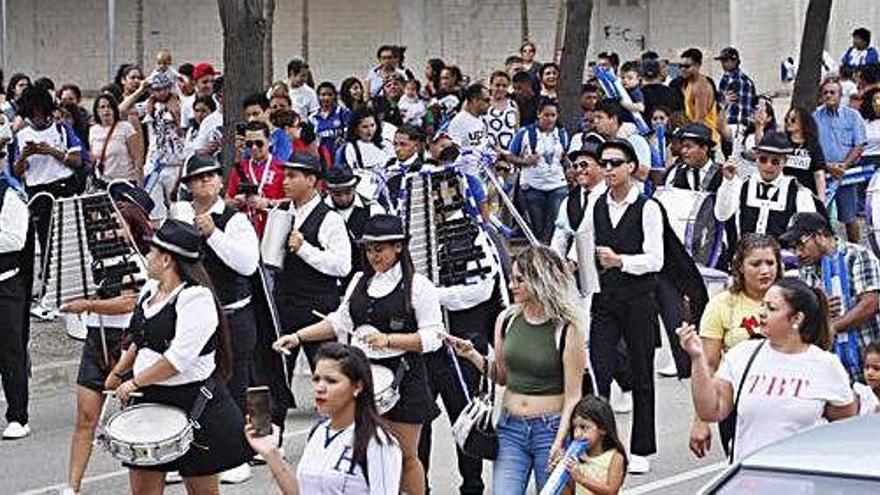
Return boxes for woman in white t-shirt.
[484,71,519,151]
[340,108,393,173]
[90,94,144,186]
[246,342,402,495]
[679,277,857,463]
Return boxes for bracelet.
[113,371,126,380]
[385,334,392,348]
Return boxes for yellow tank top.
[684,81,720,144]
[575,449,616,495]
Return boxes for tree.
[218,0,267,171]
[792,0,832,109]
[558,0,593,134]
[262,0,276,87]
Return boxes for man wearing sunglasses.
[663,122,722,193]
[715,131,816,259]
[581,138,665,473]
[781,212,880,384]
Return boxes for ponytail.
[774,277,831,350]
[810,286,832,351]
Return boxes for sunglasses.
[245,140,266,148]
[571,160,592,170]
[600,158,629,169]
[756,155,783,166]
[795,232,816,249]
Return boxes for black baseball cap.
[714,47,740,61]
[779,212,832,247]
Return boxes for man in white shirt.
[584,138,663,473]
[286,59,319,119]
[0,168,30,440]
[445,83,491,150]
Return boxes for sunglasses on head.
[245,140,266,148]
[756,155,783,166]
[600,158,629,169]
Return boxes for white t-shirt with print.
[483,99,519,150]
[446,110,488,149]
[717,339,854,462]
[16,123,77,186]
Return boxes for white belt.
[0,268,19,282]
[223,296,252,311]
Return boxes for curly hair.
[729,234,783,295]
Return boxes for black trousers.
[654,276,692,379]
[225,304,258,414]
[418,303,493,495]
[590,291,658,456]
[0,274,28,424]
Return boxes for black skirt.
[128,377,254,476]
[373,353,440,424]
[77,326,128,392]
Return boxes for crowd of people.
[0,23,879,495]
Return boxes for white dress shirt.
[292,194,352,278]
[0,188,28,281]
[133,280,218,385]
[578,184,664,294]
[327,262,443,354]
[715,173,816,233]
[202,198,259,277]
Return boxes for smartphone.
[246,386,272,437]
[681,295,693,325]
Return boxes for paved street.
[3,367,724,494]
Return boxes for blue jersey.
[311,107,350,158]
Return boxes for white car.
[699,415,880,494]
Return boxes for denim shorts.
[492,408,562,494]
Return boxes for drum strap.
[188,376,218,429]
[391,357,408,389]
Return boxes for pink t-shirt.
[89,121,137,181]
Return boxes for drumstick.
[102,390,144,398]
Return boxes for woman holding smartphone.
[245,342,401,495]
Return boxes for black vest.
[130,284,217,356]
[349,276,417,336]
[666,162,722,193]
[0,179,21,274]
[565,186,588,231]
[735,177,799,237]
[201,205,252,306]
[275,201,340,302]
[594,192,657,297]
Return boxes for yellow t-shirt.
[699,290,764,352]
[575,449,616,495]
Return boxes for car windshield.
[713,468,880,495]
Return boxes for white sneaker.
[220,463,252,484]
[2,421,30,439]
[610,384,633,414]
[628,454,651,474]
[30,300,55,321]
[165,471,183,484]
[59,487,78,495]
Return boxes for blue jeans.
[521,186,568,244]
[493,409,562,494]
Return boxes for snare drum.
[699,265,730,298]
[371,364,400,415]
[99,403,193,466]
[653,187,723,267]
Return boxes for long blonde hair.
[510,245,584,332]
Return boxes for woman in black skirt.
[109,219,252,494]
[274,214,443,495]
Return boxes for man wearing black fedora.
[272,152,351,428]
[323,164,383,290]
[178,153,260,483]
[715,131,816,257]
[663,122,723,193]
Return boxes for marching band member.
[781,212,880,383]
[715,131,816,264]
[179,154,260,483]
[274,214,442,495]
[60,183,154,495]
[375,124,425,213]
[324,164,383,291]
[583,138,664,474]
[108,219,253,494]
[0,162,30,441]
[272,152,351,428]
[245,343,402,495]
[663,123,723,193]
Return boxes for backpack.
[524,124,570,156]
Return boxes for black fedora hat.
[598,138,638,164]
[753,131,793,155]
[360,214,406,243]
[325,165,361,190]
[282,151,323,176]
[148,218,202,260]
[676,122,715,147]
[180,154,222,182]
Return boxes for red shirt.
[226,154,286,238]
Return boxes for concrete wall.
[2,0,879,96]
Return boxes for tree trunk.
[792,0,832,109]
[520,0,529,43]
[302,0,309,62]
[558,0,593,134]
[263,0,275,87]
[218,0,266,172]
[135,0,144,69]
